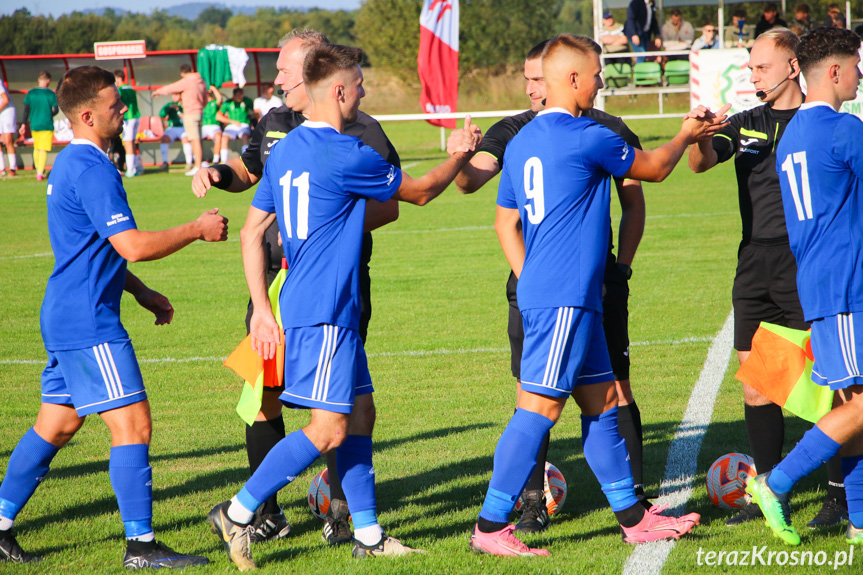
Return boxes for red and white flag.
[418,0,459,128]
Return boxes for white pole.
[718,0,725,49]
[440,126,446,151]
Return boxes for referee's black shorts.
[732,240,808,352]
[246,223,374,343]
[506,259,632,382]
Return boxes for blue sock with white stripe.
[842,455,863,528]
[478,409,555,525]
[0,428,59,527]
[582,407,640,512]
[769,425,841,494]
[338,435,383,545]
[241,430,321,512]
[109,444,154,540]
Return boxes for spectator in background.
[755,3,787,39]
[625,0,660,62]
[216,87,253,163]
[601,11,630,60]
[153,64,207,176]
[692,22,720,50]
[823,3,845,28]
[661,8,695,50]
[114,70,142,178]
[18,71,57,182]
[158,93,193,172]
[794,3,814,34]
[0,73,17,177]
[201,86,224,164]
[726,9,751,48]
[252,84,281,124]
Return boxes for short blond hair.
[278,28,329,49]
[541,34,602,62]
[755,27,800,55]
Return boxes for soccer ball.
[706,453,757,509]
[307,469,332,521]
[514,462,567,516]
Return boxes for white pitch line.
[622,310,734,575]
[0,335,716,366]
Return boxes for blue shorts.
[520,307,614,398]
[811,312,863,390]
[41,338,147,416]
[279,324,373,414]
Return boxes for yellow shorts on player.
[41,337,147,416]
[279,324,373,414]
[519,307,614,398]
[31,131,53,152]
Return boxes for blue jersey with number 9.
[776,102,863,321]
[496,109,634,313]
[252,121,401,330]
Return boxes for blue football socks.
[769,425,841,494]
[0,428,59,527]
[237,430,321,519]
[109,444,154,540]
[478,408,555,525]
[842,455,863,528]
[337,435,377,528]
[582,407,640,512]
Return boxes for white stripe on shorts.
[93,344,119,399]
[838,313,860,377]
[312,325,338,403]
[542,307,574,389]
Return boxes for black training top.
[241,106,401,274]
[712,104,798,246]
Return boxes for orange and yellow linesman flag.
[735,322,833,424]
[224,260,287,425]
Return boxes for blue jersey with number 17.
[252,122,401,330]
[776,102,863,321]
[497,109,635,313]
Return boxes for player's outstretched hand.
[192,166,223,198]
[446,115,483,156]
[682,103,731,142]
[250,311,282,360]
[134,287,174,326]
[197,208,229,242]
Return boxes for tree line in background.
[0,1,588,83]
[2,0,857,84]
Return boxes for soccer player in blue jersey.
[206,44,481,570]
[0,66,229,568]
[470,34,729,556]
[746,26,863,547]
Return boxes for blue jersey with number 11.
[496,109,635,313]
[776,102,863,321]
[252,122,401,330]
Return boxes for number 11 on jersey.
[280,170,311,239]
[781,152,813,221]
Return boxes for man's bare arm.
[615,179,645,266]
[192,158,259,197]
[364,199,399,232]
[688,139,720,173]
[495,206,525,278]
[453,152,500,194]
[240,206,280,359]
[109,208,228,262]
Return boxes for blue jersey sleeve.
[76,162,137,238]
[581,124,635,178]
[251,159,277,214]
[833,114,863,178]
[341,143,401,202]
[496,161,518,209]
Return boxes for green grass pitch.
[0,118,854,573]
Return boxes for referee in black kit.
[689,28,846,528]
[192,29,400,546]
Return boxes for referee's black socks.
[246,415,286,515]
[744,403,784,474]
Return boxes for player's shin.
[0,428,60,530]
[581,407,643,525]
[478,409,555,532]
[109,444,154,541]
[337,435,380,544]
[232,429,321,524]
